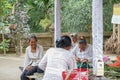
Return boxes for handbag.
[62,62,90,80]
[62,68,89,80]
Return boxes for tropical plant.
[103,0,120,31]
[0,22,10,55]
[9,1,30,55]
[0,0,12,55]
[60,0,120,32]
[26,0,54,32]
[0,0,30,55]
[61,0,92,32]
[1,0,120,33]
[0,39,10,53]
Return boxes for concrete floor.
[0,55,24,80]
[0,53,118,80]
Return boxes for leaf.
[0,22,5,27]
[39,17,52,30]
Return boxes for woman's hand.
[75,57,81,62]
[81,58,88,62]
[26,65,33,71]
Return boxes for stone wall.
[0,32,112,54]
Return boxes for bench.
[27,73,44,80]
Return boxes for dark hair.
[29,34,37,42]
[79,36,86,40]
[70,33,78,38]
[56,35,71,48]
[78,39,87,44]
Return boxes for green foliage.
[39,17,52,31]
[104,64,120,78]
[103,0,120,31]
[1,0,120,33]
[103,1,113,31]
[61,0,92,32]
[0,22,5,28]
[0,39,10,52]
[0,0,14,18]
[26,0,54,32]
[26,0,45,32]
[61,0,120,32]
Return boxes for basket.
[62,68,89,80]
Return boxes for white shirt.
[38,48,77,80]
[72,42,78,49]
[23,44,44,71]
[71,44,93,62]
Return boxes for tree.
[61,0,92,32]
[26,0,54,32]
[103,0,120,31]
[60,0,120,32]
[0,0,13,55]
[0,0,30,55]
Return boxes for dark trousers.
[21,66,44,80]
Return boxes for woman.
[70,33,78,48]
[71,37,93,68]
[38,35,77,80]
[21,35,44,80]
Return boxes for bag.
[62,68,89,80]
[77,62,91,68]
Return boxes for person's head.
[79,36,85,40]
[78,39,87,51]
[29,34,37,49]
[56,35,72,50]
[70,33,78,43]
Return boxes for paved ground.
[0,55,24,80]
[0,53,117,80]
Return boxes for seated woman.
[21,34,44,80]
[38,35,77,80]
[71,36,93,68]
[70,33,78,48]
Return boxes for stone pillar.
[92,0,103,74]
[54,0,61,47]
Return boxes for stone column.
[92,0,103,74]
[54,0,61,47]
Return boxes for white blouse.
[38,48,77,80]
[23,44,44,71]
[71,44,93,62]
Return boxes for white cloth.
[112,15,120,24]
[23,44,44,71]
[71,44,93,62]
[72,42,78,49]
[38,48,77,80]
